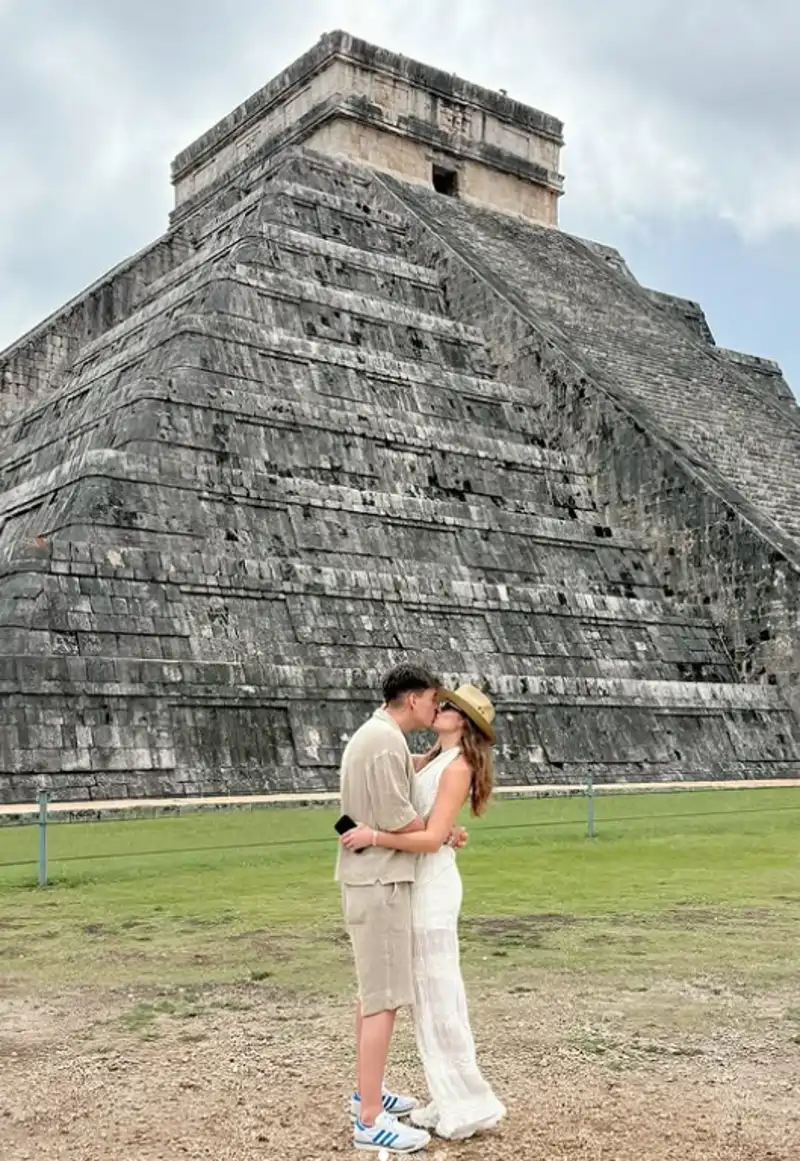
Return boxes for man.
[336,662,443,1153]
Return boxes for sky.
[1,0,798,395]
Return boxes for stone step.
[0,371,585,522]
[590,340,800,542]
[210,264,481,343]
[230,234,443,312]
[0,544,723,669]
[114,448,594,528]
[115,380,585,477]
[185,182,266,244]
[86,220,443,341]
[0,633,731,688]
[1,314,532,455]
[236,220,440,284]
[178,167,412,235]
[3,508,659,607]
[0,447,648,559]
[1,541,714,631]
[255,177,412,242]
[185,556,706,629]
[6,542,662,617]
[6,759,800,803]
[188,178,418,265]
[1,558,733,675]
[184,167,413,242]
[4,776,799,818]
[67,261,487,384]
[0,387,595,518]
[0,650,785,713]
[261,150,380,203]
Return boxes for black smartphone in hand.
[334,813,364,853]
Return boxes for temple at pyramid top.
[171,29,565,226]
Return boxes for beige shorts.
[341,882,414,1017]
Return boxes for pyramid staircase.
[1,152,799,802]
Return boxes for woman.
[340,683,507,1141]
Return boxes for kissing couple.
[335,662,506,1152]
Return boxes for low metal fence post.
[585,774,596,839]
[37,790,49,887]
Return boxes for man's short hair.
[382,663,440,705]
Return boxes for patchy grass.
[109,990,247,1041]
[3,789,799,1161]
[1,788,799,995]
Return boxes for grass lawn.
[2,787,799,996]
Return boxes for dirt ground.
[2,979,799,1161]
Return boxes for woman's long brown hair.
[424,716,494,816]
[460,717,494,816]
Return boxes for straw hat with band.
[438,683,496,743]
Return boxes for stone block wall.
[2,147,799,803]
[374,169,800,719]
[0,232,193,427]
[171,31,564,226]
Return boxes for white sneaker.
[353,1111,431,1153]
[351,1088,417,1121]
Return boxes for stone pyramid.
[1,31,799,802]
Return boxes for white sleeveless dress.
[409,747,506,1140]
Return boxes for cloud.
[0,0,798,368]
[0,3,316,346]
[387,0,800,241]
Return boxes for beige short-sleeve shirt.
[334,708,418,886]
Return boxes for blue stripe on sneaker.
[374,1129,388,1145]
[383,1094,397,1111]
[386,1133,399,1146]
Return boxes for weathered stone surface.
[375,162,799,720]
[170,30,564,227]
[1,40,799,802]
[0,231,193,428]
